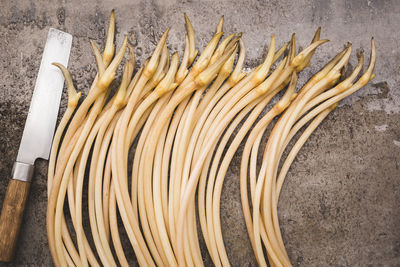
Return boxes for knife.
[0,28,72,262]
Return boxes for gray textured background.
[0,0,399,266]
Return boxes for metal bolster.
[11,162,34,182]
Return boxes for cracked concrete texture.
[0,0,399,266]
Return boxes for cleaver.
[0,28,72,262]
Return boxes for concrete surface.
[0,0,399,266]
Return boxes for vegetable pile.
[47,10,376,267]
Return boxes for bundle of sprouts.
[47,10,376,267]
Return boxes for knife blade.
[0,28,72,262]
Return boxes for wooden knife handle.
[0,179,31,262]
